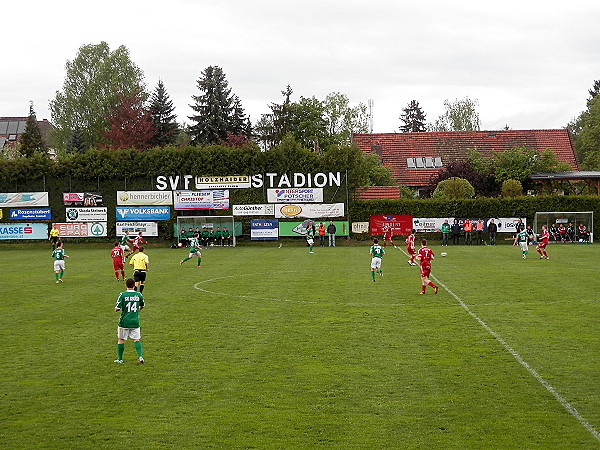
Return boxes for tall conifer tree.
[20,102,46,157]
[149,80,178,147]
[399,100,427,132]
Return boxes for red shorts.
[537,241,548,250]
[420,264,431,277]
[407,247,416,256]
[113,261,124,270]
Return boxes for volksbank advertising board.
[10,208,52,220]
[0,223,48,240]
[115,206,171,221]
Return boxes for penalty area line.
[398,246,600,442]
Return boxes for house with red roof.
[0,117,54,151]
[353,129,578,198]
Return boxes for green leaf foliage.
[433,177,475,199]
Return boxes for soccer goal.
[176,216,237,247]
[534,211,593,243]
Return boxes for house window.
[8,134,17,141]
[406,157,444,168]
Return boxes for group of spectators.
[179,225,232,247]
[547,223,589,243]
[441,218,498,246]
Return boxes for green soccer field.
[0,241,599,448]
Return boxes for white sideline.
[399,246,599,441]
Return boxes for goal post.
[534,211,593,243]
[175,216,238,247]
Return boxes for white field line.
[398,246,600,442]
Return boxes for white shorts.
[519,242,528,252]
[53,260,65,271]
[307,238,314,245]
[117,327,141,340]
[371,257,382,269]
[120,245,130,251]
[188,250,201,259]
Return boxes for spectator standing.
[327,220,337,247]
[463,219,473,245]
[317,222,326,247]
[487,219,498,245]
[451,219,461,245]
[441,219,450,246]
[475,219,485,245]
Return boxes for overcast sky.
[4,0,599,133]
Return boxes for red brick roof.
[353,129,578,187]
[354,186,401,200]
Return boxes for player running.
[405,229,417,266]
[111,241,126,280]
[369,238,385,281]
[416,239,438,295]
[536,225,550,260]
[381,224,396,248]
[51,241,69,284]
[180,233,203,267]
[120,230,132,252]
[513,226,529,259]
[126,232,147,259]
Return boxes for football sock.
[55,272,59,281]
[121,270,125,279]
[371,271,375,281]
[421,285,426,293]
[117,343,124,360]
[134,341,143,358]
[114,271,119,280]
[59,271,64,279]
[139,285,144,293]
[197,258,201,266]
[428,282,436,288]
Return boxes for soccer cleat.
[433,286,438,294]
[56,281,60,284]
[309,251,314,254]
[407,260,412,266]
[196,265,202,268]
[418,291,425,295]
[394,245,397,248]
[114,360,123,363]
[138,357,144,364]
[180,260,184,265]
[59,279,64,283]
[379,271,383,277]
[545,256,549,260]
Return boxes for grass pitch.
[0,241,599,448]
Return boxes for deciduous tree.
[103,87,155,150]
[429,97,481,131]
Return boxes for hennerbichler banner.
[65,207,108,223]
[173,190,229,210]
[250,219,279,240]
[274,203,344,219]
[233,204,275,216]
[63,192,103,206]
[0,192,49,208]
[267,188,323,203]
[117,191,172,206]
[412,217,526,233]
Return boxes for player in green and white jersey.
[180,233,202,267]
[370,238,385,281]
[513,226,529,259]
[114,278,145,364]
[51,241,69,283]
[120,230,132,252]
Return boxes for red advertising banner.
[369,214,413,236]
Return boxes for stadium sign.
[0,223,47,240]
[274,203,344,219]
[370,215,413,236]
[195,176,251,189]
[155,172,342,190]
[233,204,275,216]
[63,192,103,206]
[0,192,49,207]
[55,222,107,237]
[173,190,229,210]
[116,222,159,237]
[115,207,171,221]
[117,191,172,206]
[9,208,51,220]
[65,207,108,223]
[250,219,279,240]
[267,188,323,203]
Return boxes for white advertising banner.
[195,175,251,189]
[65,207,108,223]
[233,204,275,216]
[0,192,49,207]
[116,222,159,237]
[267,188,324,203]
[274,203,345,219]
[352,222,370,234]
[55,222,107,237]
[117,191,172,205]
[412,217,526,233]
[173,190,229,210]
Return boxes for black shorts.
[133,271,147,282]
[51,236,59,243]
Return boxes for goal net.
[176,216,237,247]
[534,211,593,243]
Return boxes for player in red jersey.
[126,232,148,259]
[405,229,417,266]
[381,224,396,248]
[416,239,438,295]
[111,241,126,280]
[536,225,550,260]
